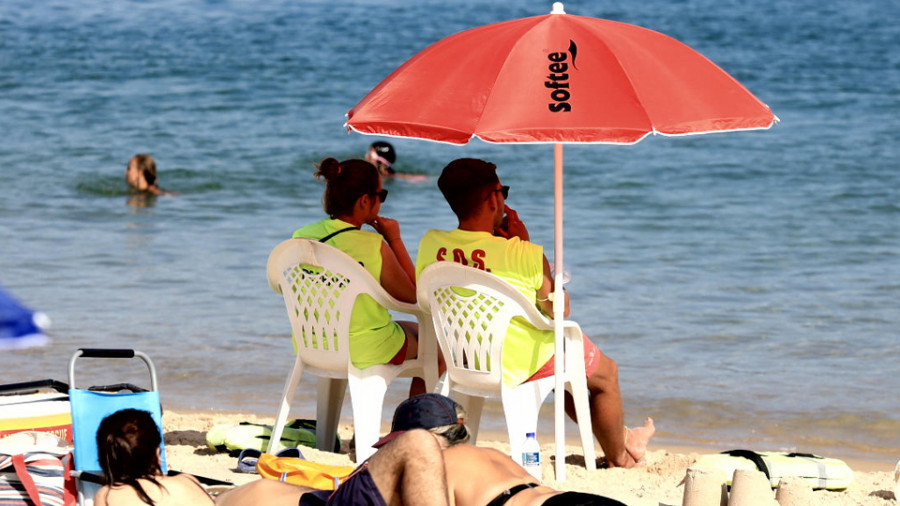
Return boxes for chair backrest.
[67,349,166,474]
[267,238,398,373]
[417,262,552,394]
[69,390,165,473]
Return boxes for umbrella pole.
[553,143,566,482]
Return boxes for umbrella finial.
[551,2,566,14]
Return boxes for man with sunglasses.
[416,158,654,469]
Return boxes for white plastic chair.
[417,262,596,470]
[266,238,438,463]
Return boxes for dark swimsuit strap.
[319,226,358,243]
[484,483,539,506]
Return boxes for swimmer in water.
[365,141,426,181]
[125,154,170,196]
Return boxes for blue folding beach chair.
[67,348,166,506]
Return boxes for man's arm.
[368,430,450,506]
[494,205,528,241]
[537,255,570,318]
[496,206,569,318]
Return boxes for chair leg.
[316,377,347,453]
[563,330,597,471]
[439,376,452,397]
[457,394,484,445]
[348,374,389,464]
[502,383,548,466]
[418,323,441,393]
[566,380,597,471]
[268,355,305,454]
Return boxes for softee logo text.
[546,40,578,113]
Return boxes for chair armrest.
[561,319,583,336]
[381,299,422,316]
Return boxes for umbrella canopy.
[347,3,776,144]
[346,2,776,480]
[0,285,50,350]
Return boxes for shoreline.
[166,406,896,472]
[161,407,897,505]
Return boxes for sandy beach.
[162,409,896,506]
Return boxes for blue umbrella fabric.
[0,285,51,349]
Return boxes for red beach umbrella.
[347,4,775,144]
[347,2,776,480]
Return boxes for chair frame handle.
[68,348,158,391]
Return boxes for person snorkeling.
[364,141,426,181]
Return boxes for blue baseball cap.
[372,394,463,448]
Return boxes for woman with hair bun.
[292,157,438,397]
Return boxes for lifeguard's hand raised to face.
[371,215,403,242]
[495,205,530,241]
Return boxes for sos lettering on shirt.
[435,247,491,272]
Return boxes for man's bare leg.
[563,351,655,468]
[367,429,449,506]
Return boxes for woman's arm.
[371,216,417,303]
[379,241,417,303]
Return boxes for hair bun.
[316,157,341,181]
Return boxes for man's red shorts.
[387,333,410,365]
[526,333,601,382]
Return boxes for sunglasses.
[484,185,510,201]
[373,189,389,203]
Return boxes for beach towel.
[206,419,341,456]
[695,449,854,490]
[256,453,355,490]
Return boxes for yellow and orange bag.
[256,453,356,490]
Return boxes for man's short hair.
[437,158,499,220]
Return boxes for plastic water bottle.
[522,432,541,482]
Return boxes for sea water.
[1,0,898,463]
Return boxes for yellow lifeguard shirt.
[416,229,554,386]
[293,219,405,369]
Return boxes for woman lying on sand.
[94,408,447,506]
